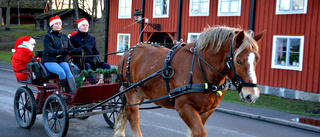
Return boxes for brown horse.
[115,26,265,137]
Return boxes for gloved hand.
[81,46,92,54]
[61,50,70,55]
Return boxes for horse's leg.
[176,104,207,137]
[114,86,128,137]
[114,107,128,137]
[126,87,145,137]
[186,109,215,137]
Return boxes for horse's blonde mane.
[197,26,259,59]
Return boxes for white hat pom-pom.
[12,49,16,53]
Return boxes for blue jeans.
[44,62,73,80]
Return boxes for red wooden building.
[0,0,50,24]
[106,0,319,101]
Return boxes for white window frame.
[117,33,130,55]
[153,0,169,18]
[271,35,304,71]
[276,0,308,15]
[118,0,132,19]
[189,0,210,16]
[188,33,200,43]
[218,0,242,16]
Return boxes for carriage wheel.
[13,86,36,129]
[102,94,126,128]
[43,94,69,137]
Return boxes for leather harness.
[119,35,258,106]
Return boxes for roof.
[0,0,49,9]
[35,8,91,20]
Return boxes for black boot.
[60,79,71,93]
[67,77,77,94]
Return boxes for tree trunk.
[82,0,84,10]
[55,0,61,9]
[69,0,71,9]
[5,0,11,30]
[61,0,65,9]
[0,8,2,25]
[73,0,79,20]
[91,0,97,31]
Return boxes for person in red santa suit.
[11,36,36,81]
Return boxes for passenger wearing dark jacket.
[42,15,81,94]
[70,18,110,83]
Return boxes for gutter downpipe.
[176,0,182,41]
[249,0,256,31]
[139,0,145,43]
[104,0,110,62]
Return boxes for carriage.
[14,26,265,137]
[13,51,126,137]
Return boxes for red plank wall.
[254,0,320,93]
[107,0,320,94]
[107,0,142,65]
[179,0,251,40]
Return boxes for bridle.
[225,35,257,92]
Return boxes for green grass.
[9,24,35,30]
[3,31,46,38]
[222,90,320,117]
[0,51,13,64]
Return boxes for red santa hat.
[68,31,78,38]
[77,18,89,29]
[12,36,36,53]
[49,15,62,27]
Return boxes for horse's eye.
[237,60,242,65]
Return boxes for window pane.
[125,36,129,51]
[200,1,208,13]
[279,0,290,11]
[290,38,300,52]
[163,0,168,4]
[155,6,161,15]
[191,35,198,42]
[293,0,304,10]
[125,8,131,16]
[276,52,287,65]
[221,2,229,13]
[230,1,239,12]
[276,38,287,52]
[163,5,168,14]
[289,53,299,66]
[192,2,199,13]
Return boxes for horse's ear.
[234,31,245,47]
[253,30,266,43]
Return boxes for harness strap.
[162,42,185,92]
[169,82,228,98]
[226,35,258,92]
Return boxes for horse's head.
[226,30,265,103]
[197,26,265,103]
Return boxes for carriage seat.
[32,50,57,79]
